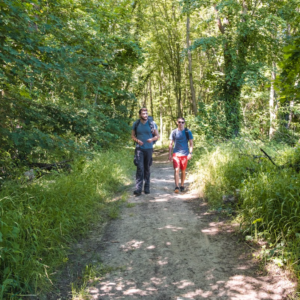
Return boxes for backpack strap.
[172,128,189,143]
[149,121,155,133]
[134,119,140,137]
[185,128,190,141]
[134,118,156,135]
[148,116,155,133]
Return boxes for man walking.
[168,117,193,193]
[131,108,159,196]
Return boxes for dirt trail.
[86,150,295,300]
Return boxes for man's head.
[177,117,185,129]
[139,107,148,121]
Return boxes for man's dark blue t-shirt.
[169,128,193,156]
[132,120,158,150]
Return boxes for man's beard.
[141,116,148,121]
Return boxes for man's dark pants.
[135,148,153,193]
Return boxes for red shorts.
[172,154,188,170]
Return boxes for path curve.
[88,150,294,300]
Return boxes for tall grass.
[191,138,300,275]
[0,148,134,299]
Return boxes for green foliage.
[193,101,227,138]
[128,0,300,142]
[190,138,262,205]
[276,37,300,129]
[191,138,300,274]
[187,0,297,136]
[2,98,131,158]
[0,0,142,169]
[0,148,134,298]
[191,36,221,52]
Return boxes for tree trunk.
[149,79,154,116]
[214,4,249,137]
[287,100,294,129]
[284,24,294,130]
[223,84,242,137]
[143,85,147,107]
[223,43,242,137]
[186,14,197,115]
[160,104,163,144]
[159,81,163,144]
[269,63,277,138]
[175,44,182,118]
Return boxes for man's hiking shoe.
[174,186,180,193]
[144,190,150,194]
[133,190,141,196]
[180,186,185,192]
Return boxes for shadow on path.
[85,151,295,300]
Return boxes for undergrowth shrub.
[191,138,300,275]
[0,148,134,299]
[190,139,269,205]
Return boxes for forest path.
[87,150,294,300]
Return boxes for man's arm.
[154,129,160,141]
[131,130,143,146]
[146,128,160,143]
[187,139,194,160]
[168,140,173,161]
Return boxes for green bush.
[0,148,134,298]
[190,139,263,205]
[191,138,300,274]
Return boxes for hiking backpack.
[133,116,157,145]
[172,128,190,144]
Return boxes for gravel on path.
[87,150,295,300]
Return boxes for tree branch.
[214,4,225,34]
[241,0,248,22]
[260,148,278,167]
[251,0,259,16]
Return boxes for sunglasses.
[178,121,185,124]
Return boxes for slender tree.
[186,12,197,115]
